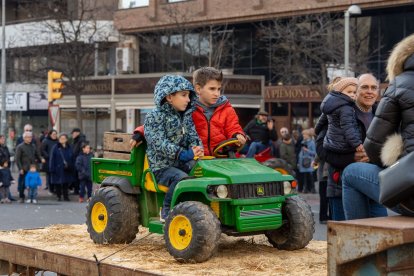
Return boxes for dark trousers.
[297,170,304,192]
[55,183,69,200]
[18,171,28,199]
[46,172,55,193]
[329,197,346,221]
[154,160,194,209]
[70,179,80,195]
[302,172,315,193]
[318,180,330,221]
[79,179,93,199]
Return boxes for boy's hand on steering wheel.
[192,146,204,157]
[235,134,246,146]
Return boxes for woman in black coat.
[41,129,58,192]
[342,33,414,219]
[49,133,75,201]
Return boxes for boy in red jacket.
[131,67,246,155]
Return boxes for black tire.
[266,196,314,250]
[262,158,296,177]
[164,201,221,263]
[86,186,139,244]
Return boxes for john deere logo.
[257,185,265,196]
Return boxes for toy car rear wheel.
[262,158,296,177]
[165,201,221,263]
[266,196,314,250]
[86,186,139,244]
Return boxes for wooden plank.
[0,241,157,276]
[103,151,131,160]
[103,132,131,152]
[328,216,414,275]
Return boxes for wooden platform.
[0,224,327,276]
[328,216,414,275]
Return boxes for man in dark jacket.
[15,132,45,202]
[243,110,277,158]
[315,73,379,220]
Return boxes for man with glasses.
[16,124,40,148]
[315,73,380,220]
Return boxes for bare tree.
[259,13,344,96]
[260,13,381,96]
[12,0,117,130]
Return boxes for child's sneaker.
[32,199,37,204]
[79,197,84,203]
[0,199,4,204]
[26,199,32,203]
[4,198,11,204]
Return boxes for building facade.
[113,0,414,131]
[1,0,120,148]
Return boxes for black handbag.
[59,148,72,172]
[379,151,414,208]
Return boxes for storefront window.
[312,102,322,126]
[291,102,309,130]
[270,102,288,116]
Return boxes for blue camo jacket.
[144,75,202,172]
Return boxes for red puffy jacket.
[192,100,244,156]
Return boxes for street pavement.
[0,173,328,241]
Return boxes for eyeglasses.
[360,85,378,91]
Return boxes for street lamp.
[1,0,6,136]
[344,4,361,77]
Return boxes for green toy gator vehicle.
[86,138,314,263]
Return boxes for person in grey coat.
[15,131,45,202]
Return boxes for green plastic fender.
[170,177,230,207]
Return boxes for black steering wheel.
[212,138,243,158]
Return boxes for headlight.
[216,185,228,198]
[283,181,292,194]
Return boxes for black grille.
[228,182,284,199]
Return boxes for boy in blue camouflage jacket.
[145,75,204,221]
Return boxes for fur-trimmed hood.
[381,133,404,166]
[386,34,414,81]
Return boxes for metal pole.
[110,77,115,130]
[94,42,98,77]
[344,10,350,77]
[1,0,7,135]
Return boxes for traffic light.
[48,70,64,102]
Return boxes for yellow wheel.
[91,202,108,233]
[86,186,139,244]
[165,201,221,263]
[168,215,193,250]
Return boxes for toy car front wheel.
[86,186,139,244]
[266,196,314,250]
[164,201,221,263]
